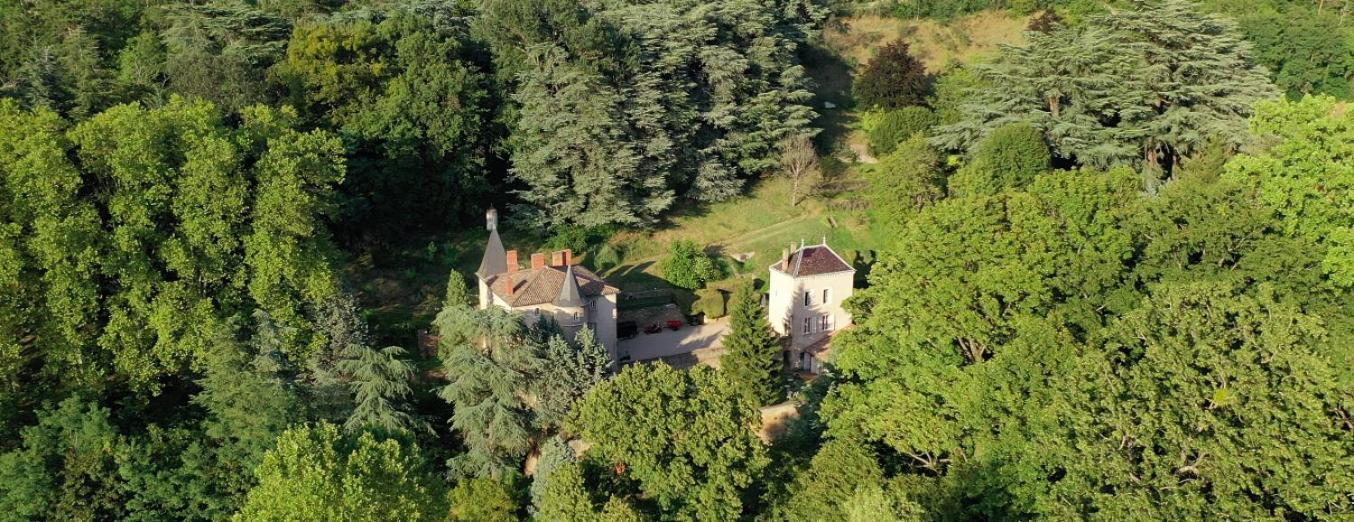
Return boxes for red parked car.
[665,319,684,331]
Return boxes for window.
[823,289,831,304]
[803,291,811,306]
[803,317,811,334]
[573,312,581,321]
[821,314,830,331]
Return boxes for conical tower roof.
[554,264,585,308]
[476,228,507,279]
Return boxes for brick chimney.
[506,250,518,273]
[782,248,791,271]
[531,253,545,270]
[551,250,564,267]
[562,249,573,266]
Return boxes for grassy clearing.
[824,10,1028,72]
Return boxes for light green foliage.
[444,270,473,309]
[436,304,543,479]
[949,123,1051,196]
[720,282,784,406]
[660,240,721,290]
[865,136,946,230]
[339,344,423,435]
[844,483,924,522]
[774,438,885,521]
[695,288,727,319]
[533,459,594,522]
[447,478,519,522]
[1051,282,1353,518]
[868,107,939,156]
[934,0,1277,182]
[1225,95,1354,287]
[928,65,984,126]
[0,98,343,391]
[569,364,769,521]
[234,423,445,521]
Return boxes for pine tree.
[436,304,544,479]
[339,344,425,435]
[933,0,1277,184]
[444,270,472,308]
[535,328,611,429]
[719,282,784,406]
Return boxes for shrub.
[660,240,722,290]
[591,243,622,272]
[948,123,1051,196]
[854,40,931,110]
[696,288,727,319]
[868,107,939,155]
[866,136,946,228]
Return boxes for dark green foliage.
[934,0,1277,183]
[161,3,292,113]
[591,244,622,273]
[1239,7,1353,100]
[436,304,543,480]
[868,106,939,155]
[948,123,1051,196]
[495,0,826,226]
[660,240,722,290]
[279,4,495,241]
[854,41,931,110]
[720,282,784,406]
[0,398,124,520]
[339,344,423,435]
[535,328,611,429]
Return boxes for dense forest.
[1,0,1351,520]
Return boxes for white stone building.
[475,209,621,362]
[767,240,855,373]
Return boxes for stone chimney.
[531,253,545,270]
[551,250,564,267]
[562,249,573,266]
[782,248,791,271]
[506,250,518,273]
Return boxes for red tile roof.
[775,244,853,277]
[486,265,619,307]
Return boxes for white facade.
[769,270,854,348]
[767,242,855,372]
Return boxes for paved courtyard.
[620,317,730,363]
